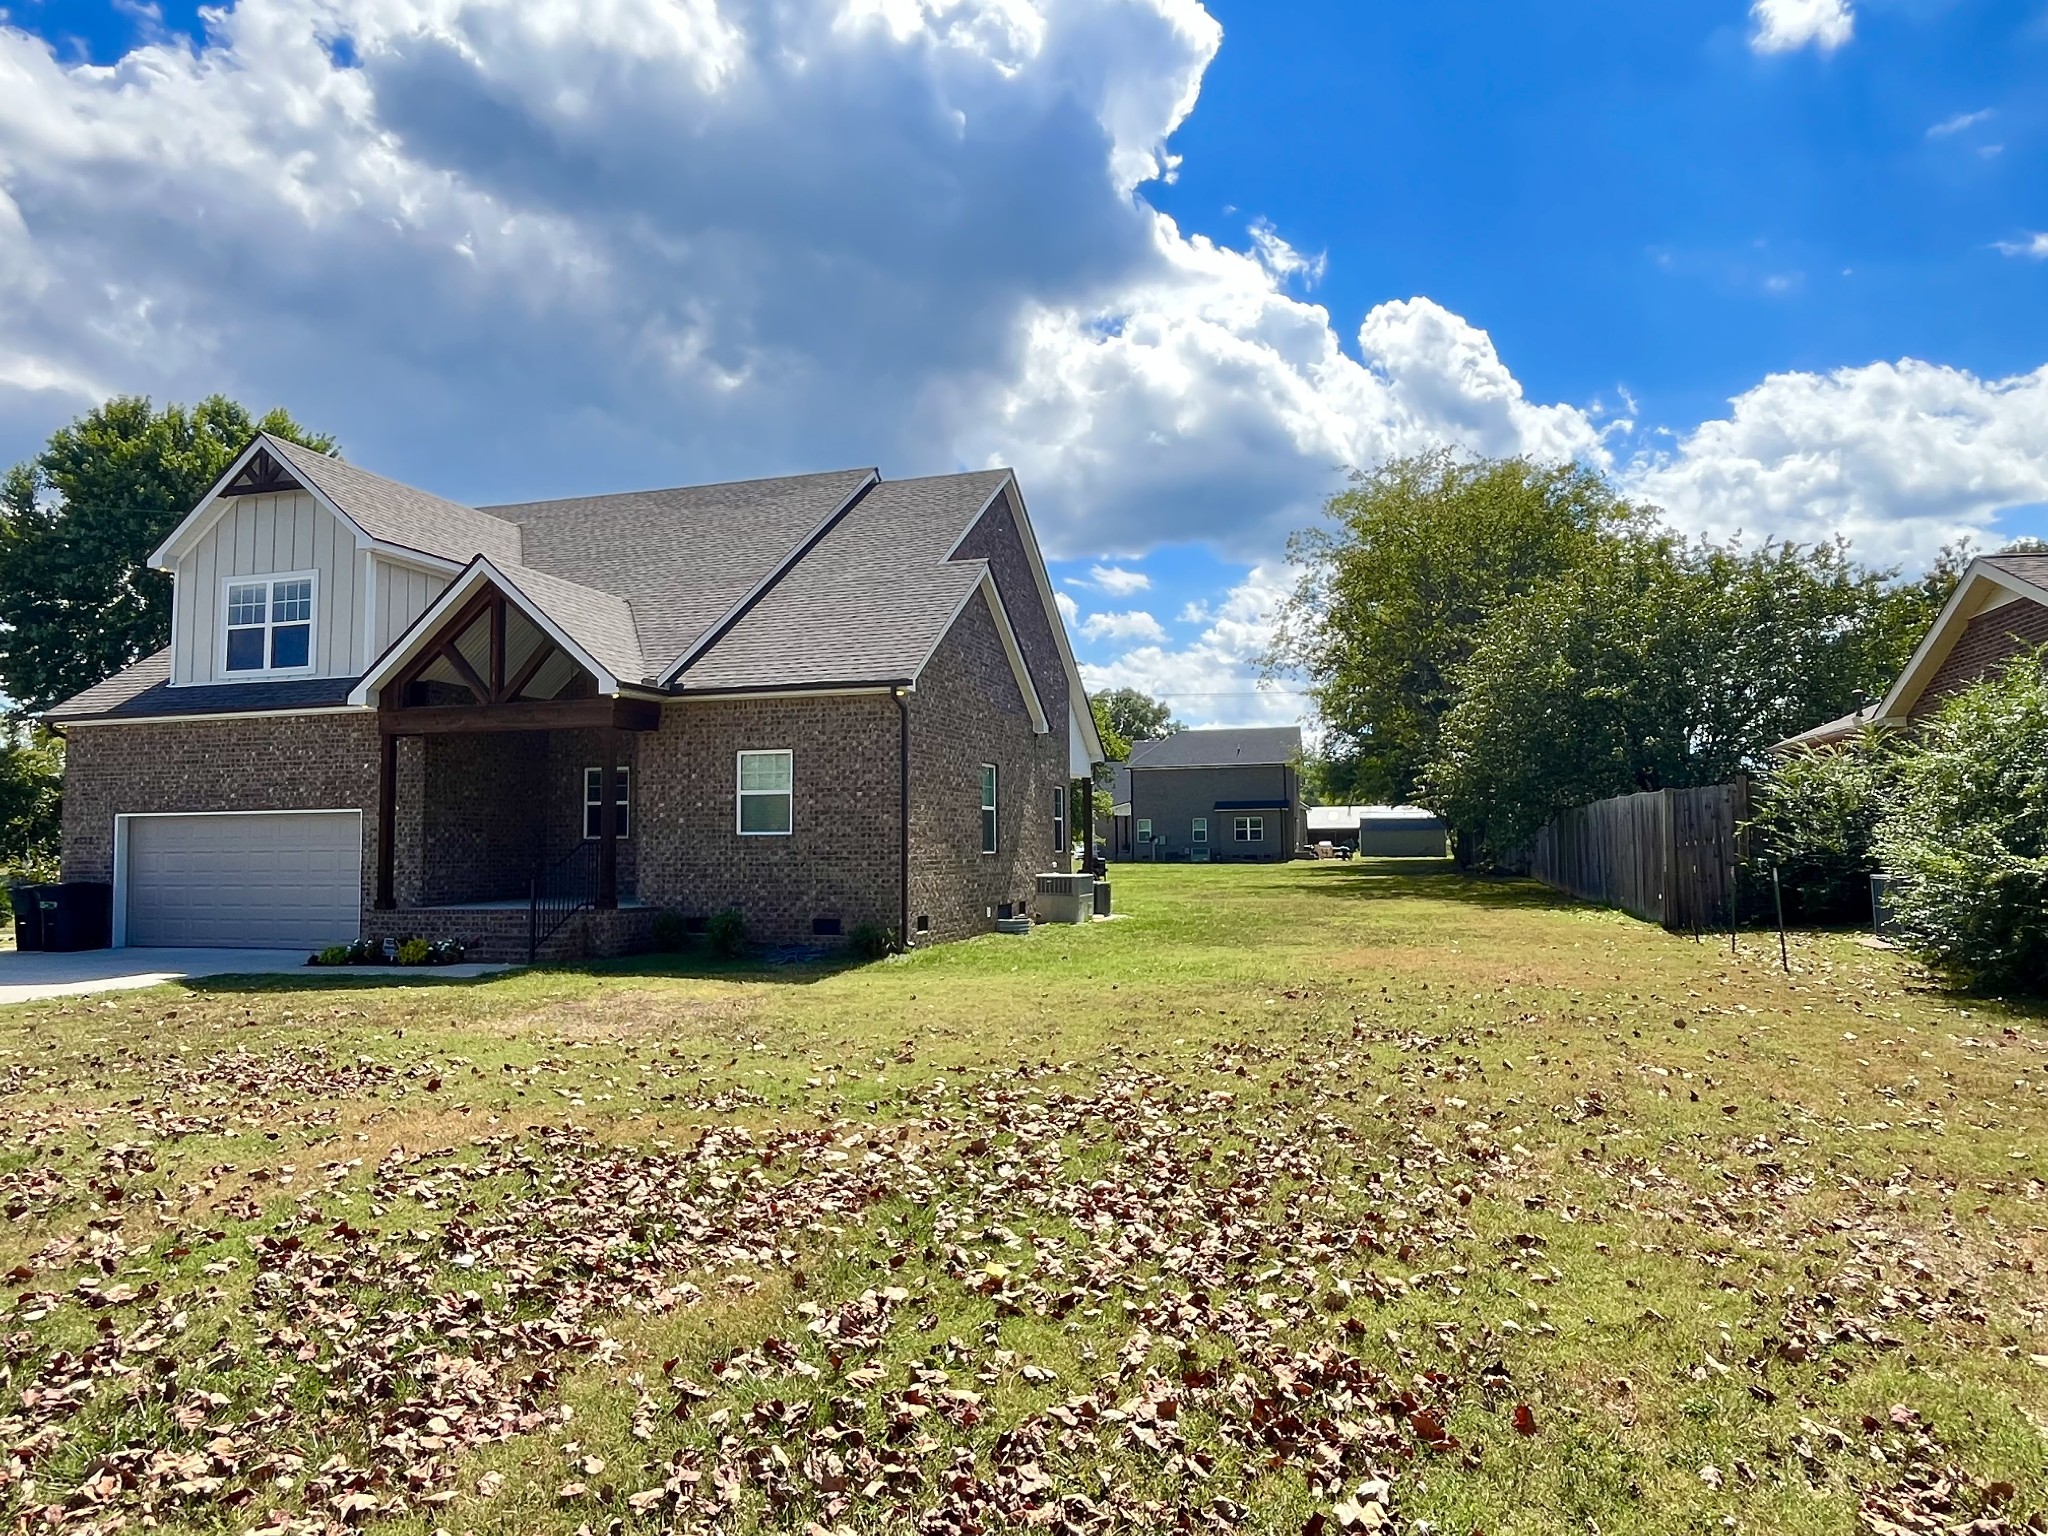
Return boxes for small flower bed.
[307,936,468,967]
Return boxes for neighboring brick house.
[1107,727,1304,863]
[1777,548,2048,753]
[1774,552,2048,752]
[47,436,1104,958]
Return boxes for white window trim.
[1234,815,1265,843]
[1192,816,1208,844]
[582,765,632,840]
[736,749,794,837]
[218,569,320,681]
[1052,785,1066,852]
[1136,818,1152,842]
[980,763,998,855]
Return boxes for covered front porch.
[363,568,664,961]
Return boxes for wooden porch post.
[596,730,619,911]
[376,731,398,910]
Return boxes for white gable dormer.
[152,439,458,687]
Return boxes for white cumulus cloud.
[1084,563,1152,594]
[1749,0,1854,54]
[1080,608,1167,643]
[1993,233,2048,260]
[1081,563,1301,730]
[1622,359,2048,566]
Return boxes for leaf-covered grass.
[1,860,2043,1535]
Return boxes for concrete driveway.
[0,948,510,1006]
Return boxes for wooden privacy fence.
[1527,779,1750,931]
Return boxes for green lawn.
[1,861,2043,1535]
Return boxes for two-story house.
[46,436,1103,959]
[1108,726,1304,862]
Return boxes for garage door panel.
[125,813,362,949]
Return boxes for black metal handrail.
[528,841,600,963]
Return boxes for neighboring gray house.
[1109,726,1303,862]
[47,435,1104,959]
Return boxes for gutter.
[893,686,911,951]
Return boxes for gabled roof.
[151,433,524,571]
[1128,726,1303,769]
[266,437,524,567]
[484,468,877,674]
[65,445,1098,757]
[1875,554,2048,723]
[673,472,1006,691]
[350,557,648,703]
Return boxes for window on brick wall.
[980,764,998,854]
[1052,785,1066,853]
[737,750,793,835]
[583,767,631,838]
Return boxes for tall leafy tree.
[0,396,334,712]
[1092,687,1178,751]
[0,723,62,883]
[1266,450,1643,805]
[1422,534,1926,862]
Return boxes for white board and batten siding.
[168,492,453,683]
[170,491,363,683]
[372,559,451,658]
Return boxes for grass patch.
[1,860,2043,1533]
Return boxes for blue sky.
[4,0,2046,726]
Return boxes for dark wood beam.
[380,696,661,735]
[489,593,507,700]
[376,732,398,909]
[390,587,499,696]
[502,637,558,703]
[437,641,491,703]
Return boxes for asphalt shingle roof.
[1127,727,1303,769]
[50,454,1058,721]
[1984,553,2048,596]
[674,472,1008,691]
[45,650,358,723]
[266,436,524,567]
[484,469,876,676]
[485,560,649,688]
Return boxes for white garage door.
[124,812,362,949]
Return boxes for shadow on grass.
[1295,858,1586,913]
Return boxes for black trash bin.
[41,882,113,952]
[8,884,48,952]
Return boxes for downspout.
[892,686,911,950]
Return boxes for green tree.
[0,721,63,883]
[1092,687,1178,751]
[1872,651,2048,994]
[1749,732,1897,924]
[0,396,334,712]
[1423,535,1921,862]
[1089,696,1132,764]
[1266,450,1643,806]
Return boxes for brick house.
[1774,552,2048,751]
[1107,727,1304,863]
[47,436,1104,958]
